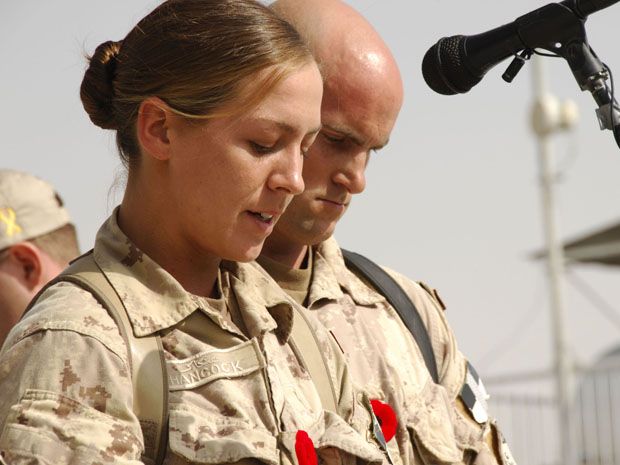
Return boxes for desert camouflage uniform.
[0,212,385,465]
[288,237,506,465]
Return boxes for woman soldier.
[0,1,385,464]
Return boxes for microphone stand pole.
[530,55,575,465]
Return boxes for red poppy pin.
[295,430,318,465]
[370,399,398,442]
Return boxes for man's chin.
[307,223,338,246]
[268,216,338,248]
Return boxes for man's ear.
[136,96,173,161]
[5,243,43,291]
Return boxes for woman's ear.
[136,97,173,161]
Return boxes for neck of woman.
[118,177,221,298]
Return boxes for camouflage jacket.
[295,237,503,465]
[0,212,384,465]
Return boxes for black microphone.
[422,0,620,95]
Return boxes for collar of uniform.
[190,269,246,338]
[93,208,212,336]
[309,236,385,307]
[221,260,295,343]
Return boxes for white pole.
[530,55,574,465]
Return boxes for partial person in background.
[0,170,79,346]
[262,1,515,464]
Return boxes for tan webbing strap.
[24,252,168,465]
[289,306,338,412]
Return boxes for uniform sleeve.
[381,268,466,398]
[381,270,516,465]
[0,283,145,465]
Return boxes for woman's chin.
[227,241,265,263]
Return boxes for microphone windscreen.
[422,36,481,95]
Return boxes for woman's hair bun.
[80,40,122,130]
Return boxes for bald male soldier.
[0,170,79,346]
[261,1,514,465]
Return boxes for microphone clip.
[502,49,534,83]
[586,71,620,131]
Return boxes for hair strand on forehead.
[162,64,300,122]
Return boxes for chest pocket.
[166,338,280,465]
[407,382,463,465]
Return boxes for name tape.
[167,338,266,391]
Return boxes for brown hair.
[29,223,80,265]
[80,0,314,167]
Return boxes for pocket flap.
[279,411,384,465]
[168,407,279,465]
[407,383,462,463]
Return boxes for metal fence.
[575,363,620,465]
[489,393,558,465]
[486,363,620,465]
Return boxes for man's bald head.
[272,0,403,108]
[262,0,404,267]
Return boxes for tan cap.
[0,170,72,250]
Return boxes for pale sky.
[2,0,620,396]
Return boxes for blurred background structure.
[2,1,620,463]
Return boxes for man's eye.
[321,131,345,143]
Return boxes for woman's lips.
[245,209,283,234]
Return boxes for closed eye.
[321,131,346,144]
[249,141,276,155]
